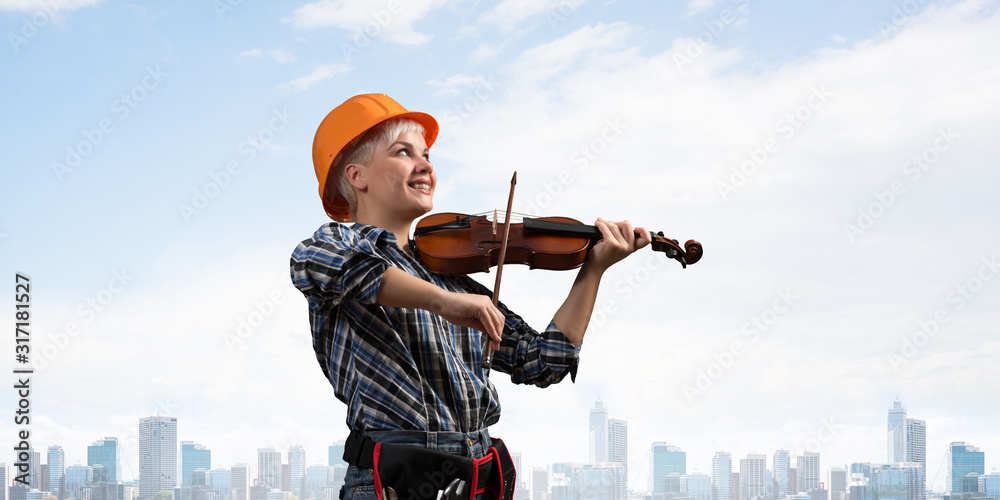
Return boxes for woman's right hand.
[431,290,504,353]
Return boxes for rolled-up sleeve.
[457,278,580,387]
[289,223,389,308]
[494,314,580,387]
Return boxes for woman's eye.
[396,148,410,156]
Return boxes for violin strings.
[469,210,535,223]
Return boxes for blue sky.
[2,0,1000,494]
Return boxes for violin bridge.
[492,208,498,237]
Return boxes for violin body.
[412,212,702,276]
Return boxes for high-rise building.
[511,453,526,500]
[328,442,346,469]
[899,463,925,500]
[87,438,121,483]
[608,418,628,482]
[1,462,8,500]
[871,464,908,500]
[946,442,985,494]
[740,454,766,500]
[906,418,926,499]
[27,449,42,491]
[797,452,821,494]
[774,450,791,500]
[829,467,847,500]
[652,443,686,493]
[65,465,93,500]
[206,467,232,500]
[848,463,873,500]
[47,446,65,500]
[683,472,712,500]
[888,400,907,464]
[979,469,1000,500]
[305,465,334,500]
[531,467,548,500]
[231,464,248,500]
[257,448,281,490]
[180,441,211,486]
[288,446,306,499]
[589,400,608,463]
[139,416,178,499]
[713,452,733,500]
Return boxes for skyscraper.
[180,441,211,486]
[47,446,65,500]
[531,467,548,500]
[830,467,847,500]
[1,462,8,500]
[773,450,790,500]
[328,442,347,469]
[206,468,232,500]
[740,454,766,500]
[798,452,821,494]
[231,463,247,500]
[28,449,42,491]
[288,446,306,499]
[683,472,712,500]
[713,452,733,500]
[257,448,281,490]
[139,416,178,498]
[589,400,608,463]
[87,438,121,482]
[848,463,873,500]
[905,418,926,499]
[652,443,686,493]
[946,442,985,494]
[608,418,628,482]
[888,400,907,464]
[65,465,93,500]
[979,470,1000,500]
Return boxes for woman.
[290,93,649,500]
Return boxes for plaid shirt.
[290,223,580,433]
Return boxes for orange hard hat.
[312,93,439,222]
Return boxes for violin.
[409,172,702,369]
[412,212,703,275]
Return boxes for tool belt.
[343,430,516,500]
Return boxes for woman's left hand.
[585,218,651,273]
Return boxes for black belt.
[343,430,378,469]
[343,430,515,500]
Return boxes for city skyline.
[7,397,998,499]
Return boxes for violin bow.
[483,171,516,369]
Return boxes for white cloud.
[268,48,298,64]
[289,0,450,45]
[0,0,100,11]
[240,48,297,63]
[276,63,352,92]
[477,0,590,33]
[683,0,717,18]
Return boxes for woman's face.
[362,129,435,221]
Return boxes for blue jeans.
[340,428,497,500]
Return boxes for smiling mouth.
[409,182,431,191]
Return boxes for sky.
[2,0,999,494]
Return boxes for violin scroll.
[649,231,703,269]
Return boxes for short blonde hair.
[334,118,427,219]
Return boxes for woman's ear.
[344,163,367,192]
